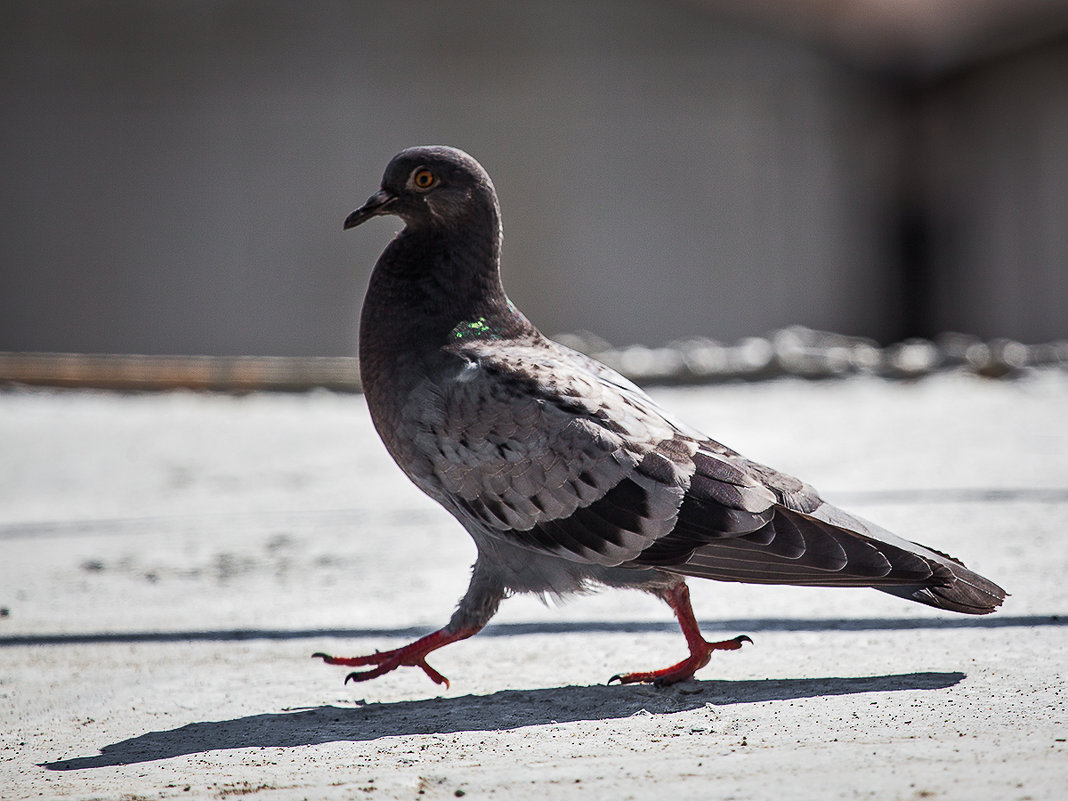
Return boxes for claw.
[346,666,380,687]
[416,658,450,687]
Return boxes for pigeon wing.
[396,338,775,566]
[395,337,1004,613]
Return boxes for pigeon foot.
[607,581,752,686]
[313,627,477,688]
[608,635,752,686]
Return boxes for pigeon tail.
[809,503,1007,614]
[877,561,1007,614]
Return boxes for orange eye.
[413,169,435,189]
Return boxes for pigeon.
[314,145,1006,688]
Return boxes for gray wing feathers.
[404,344,686,565]
[675,506,942,586]
[674,499,1004,613]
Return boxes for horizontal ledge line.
[1,615,1061,648]
[0,352,362,393]
[828,488,1068,505]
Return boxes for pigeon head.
[344,146,500,233]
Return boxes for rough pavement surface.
[2,371,1066,799]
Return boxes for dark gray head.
[344,146,500,233]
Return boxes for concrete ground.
[1,371,1066,800]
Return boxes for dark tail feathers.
[878,560,1006,614]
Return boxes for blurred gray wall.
[922,44,1068,342]
[1,1,1066,356]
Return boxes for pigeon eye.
[412,169,436,189]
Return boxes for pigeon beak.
[344,189,397,229]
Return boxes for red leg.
[609,582,752,686]
[315,564,505,688]
[313,626,480,689]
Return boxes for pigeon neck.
[359,219,535,367]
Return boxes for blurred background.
[2,0,1067,359]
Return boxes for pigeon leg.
[609,581,752,686]
[313,562,505,688]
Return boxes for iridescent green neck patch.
[450,316,499,340]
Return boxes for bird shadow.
[43,671,962,771]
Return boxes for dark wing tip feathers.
[648,437,1007,611]
[646,484,1007,611]
[880,562,1007,614]
[664,506,923,585]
